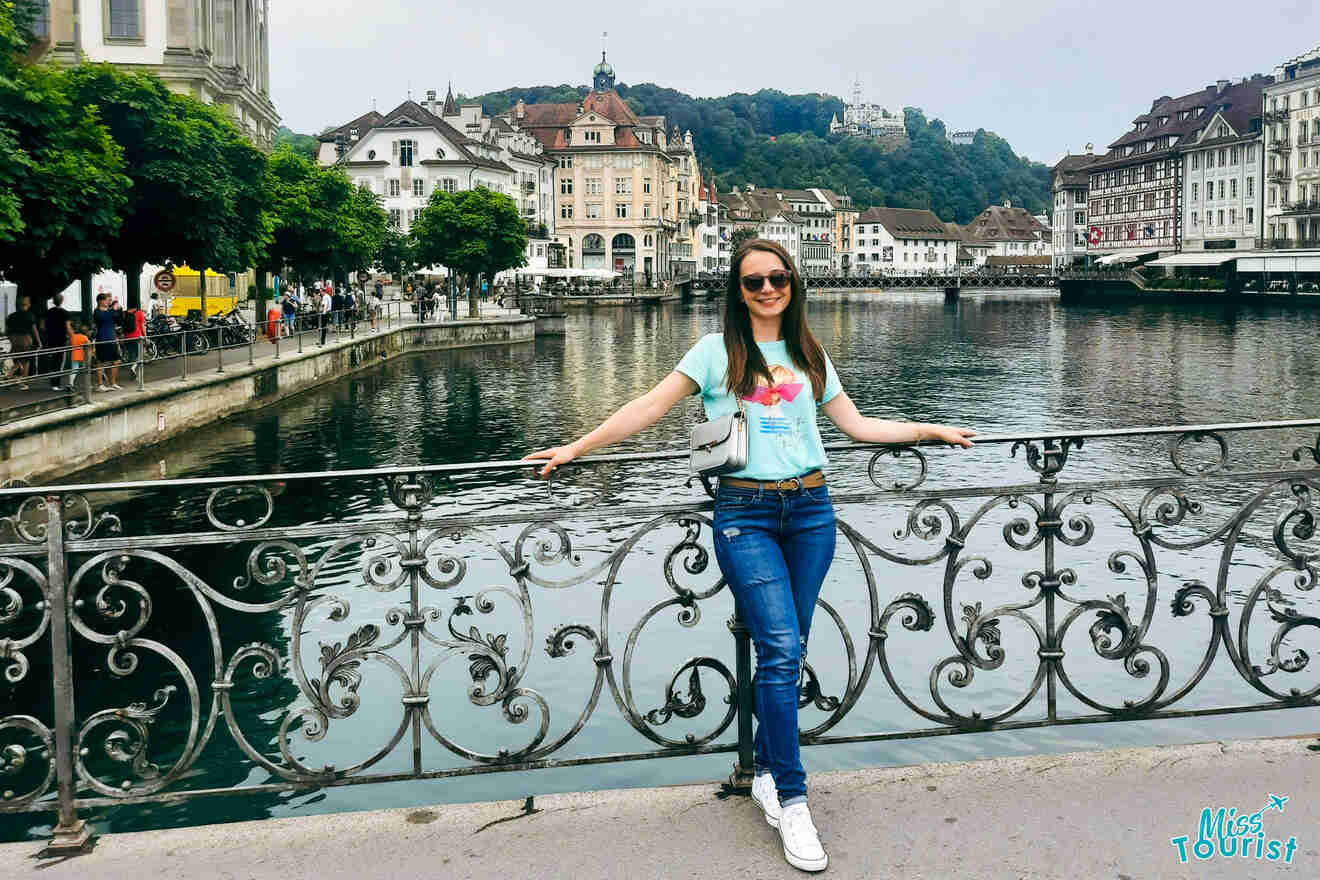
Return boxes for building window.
[1229,208,1236,225]
[387,179,400,197]
[615,203,629,219]
[644,234,653,247]
[442,178,457,193]
[1191,211,1198,227]
[556,156,573,169]
[1205,151,1214,169]
[1246,177,1254,198]
[1246,144,1255,162]
[615,178,632,195]
[642,177,652,194]
[412,178,425,197]
[32,0,50,36]
[642,204,650,218]
[586,177,602,195]
[1217,210,1224,226]
[1230,178,1237,198]
[1191,182,1198,202]
[1246,207,1254,224]
[560,179,573,195]
[388,209,401,227]
[560,204,573,219]
[395,139,415,167]
[1230,146,1240,164]
[586,203,601,219]
[107,0,141,39]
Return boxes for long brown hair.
[723,239,828,400]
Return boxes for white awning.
[1095,253,1139,265]
[1146,253,1242,267]
[1238,254,1320,273]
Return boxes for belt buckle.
[776,477,803,493]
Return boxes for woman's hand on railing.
[524,443,581,478]
[923,424,978,448]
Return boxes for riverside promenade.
[1,735,1315,878]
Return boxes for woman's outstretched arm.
[524,371,699,477]
[823,391,976,447]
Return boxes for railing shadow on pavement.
[3,418,1320,850]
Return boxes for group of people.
[4,292,145,393]
[276,281,386,345]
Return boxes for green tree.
[261,149,386,289]
[729,226,759,254]
[0,2,130,306]
[412,187,527,318]
[274,126,319,161]
[375,225,420,281]
[63,64,271,309]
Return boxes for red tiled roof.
[856,207,958,240]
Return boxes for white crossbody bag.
[687,397,748,497]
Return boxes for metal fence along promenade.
[3,420,1320,851]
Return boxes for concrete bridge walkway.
[2,735,1317,879]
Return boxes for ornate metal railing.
[4,419,1320,850]
[696,274,1058,292]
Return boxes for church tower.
[593,50,616,91]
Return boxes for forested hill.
[467,84,1051,223]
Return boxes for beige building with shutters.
[36,0,279,150]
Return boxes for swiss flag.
[1087,226,1102,245]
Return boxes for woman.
[526,240,975,872]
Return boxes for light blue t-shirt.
[676,332,843,480]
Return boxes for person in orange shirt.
[69,325,90,389]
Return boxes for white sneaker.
[110,383,123,390]
[778,802,828,872]
[97,385,110,393]
[750,773,782,828]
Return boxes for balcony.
[1255,237,1320,249]
[1264,107,1291,124]
[1281,199,1320,216]
[1268,169,1291,184]
[521,181,536,195]
[1268,140,1291,155]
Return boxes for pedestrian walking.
[121,301,146,377]
[5,294,41,389]
[369,287,382,330]
[43,293,74,390]
[282,290,296,337]
[92,293,122,391]
[345,288,357,331]
[525,239,975,873]
[148,291,164,321]
[331,286,344,329]
[319,284,332,345]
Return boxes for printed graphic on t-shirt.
[743,364,809,453]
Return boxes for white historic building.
[1263,46,1320,247]
[319,88,559,273]
[1051,151,1101,269]
[830,79,906,141]
[851,207,959,275]
[38,0,279,149]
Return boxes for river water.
[6,290,1320,840]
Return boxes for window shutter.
[392,140,399,157]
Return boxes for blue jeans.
[712,479,836,806]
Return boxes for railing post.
[45,494,91,853]
[182,330,189,380]
[82,347,92,405]
[216,327,224,373]
[248,317,255,365]
[727,607,755,792]
[136,335,146,392]
[274,320,280,360]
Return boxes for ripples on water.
[12,292,1320,839]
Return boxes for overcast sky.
[270,0,1318,165]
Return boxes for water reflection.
[8,292,1320,842]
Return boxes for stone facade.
[41,0,279,150]
[1262,46,1320,248]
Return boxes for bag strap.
[685,394,747,499]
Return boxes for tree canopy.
[0,1,130,303]
[464,82,1051,222]
[412,187,527,318]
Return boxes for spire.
[442,81,458,117]
[592,35,616,91]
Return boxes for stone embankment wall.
[0,318,534,485]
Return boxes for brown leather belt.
[719,470,826,492]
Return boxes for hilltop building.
[317,86,561,274]
[1262,45,1320,248]
[1051,149,1102,270]
[829,78,907,147]
[947,131,976,146]
[37,0,279,150]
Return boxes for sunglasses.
[740,271,792,293]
